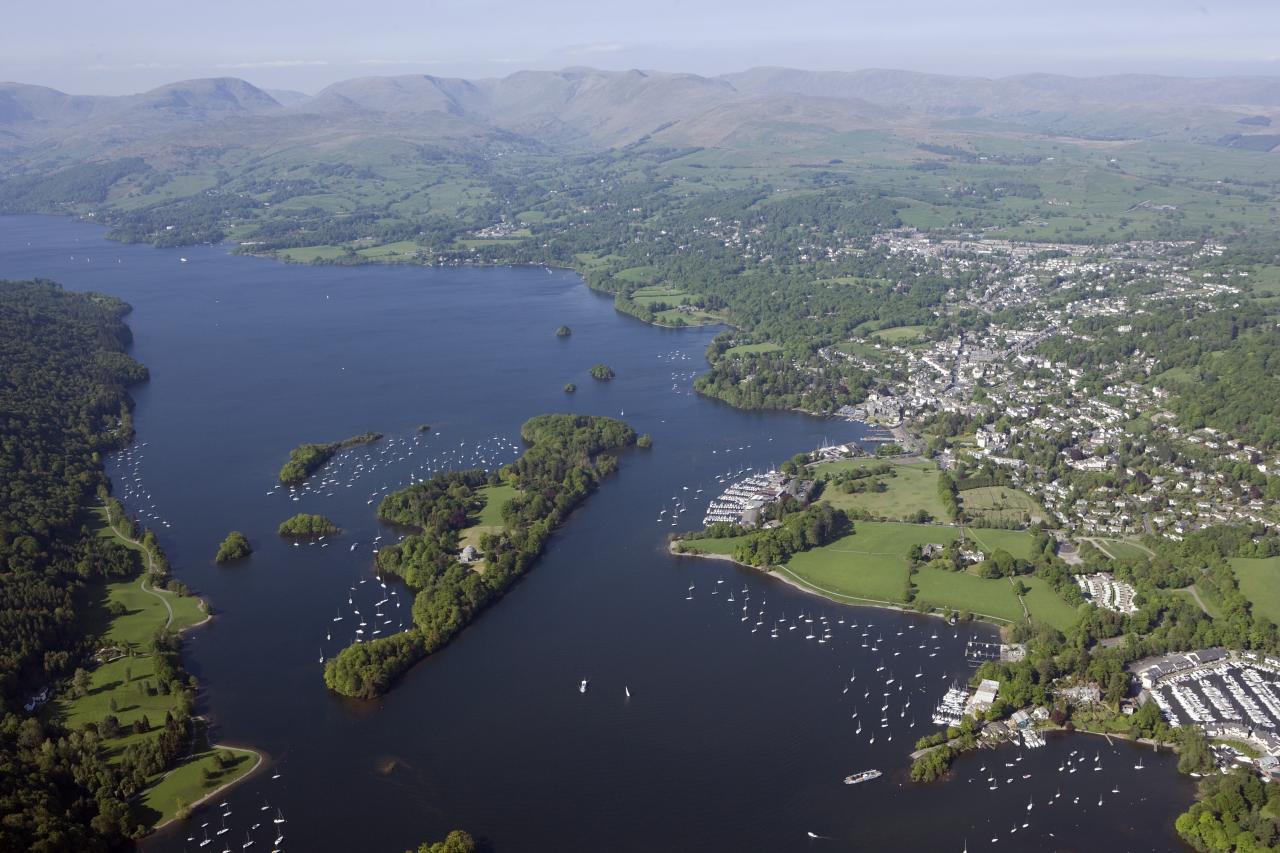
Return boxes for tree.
[407,830,477,853]
[215,531,251,563]
[71,667,91,697]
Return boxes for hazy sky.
[5,0,1279,94]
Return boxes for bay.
[0,215,1195,852]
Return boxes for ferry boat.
[843,769,882,785]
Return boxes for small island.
[637,433,652,448]
[323,414,635,699]
[277,513,340,537]
[564,382,577,393]
[278,431,383,485]
[416,424,432,433]
[214,531,251,563]
[555,325,572,337]
[589,363,615,380]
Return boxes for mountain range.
[1,66,1277,170]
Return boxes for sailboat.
[625,686,631,698]
[273,809,286,825]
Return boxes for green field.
[960,486,1046,527]
[356,240,423,260]
[459,483,519,551]
[138,744,259,829]
[615,265,659,284]
[1232,557,1280,624]
[724,342,782,357]
[58,508,258,829]
[1092,539,1152,562]
[1019,576,1082,631]
[963,527,1036,561]
[769,521,1056,625]
[276,244,348,262]
[815,458,948,522]
[678,535,752,556]
[782,522,960,603]
[630,285,692,305]
[912,566,1025,623]
[870,325,927,343]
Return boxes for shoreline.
[668,542,1012,631]
[144,743,266,836]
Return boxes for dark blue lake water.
[0,215,1195,852]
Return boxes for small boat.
[579,679,589,693]
[843,769,882,785]
[625,686,631,698]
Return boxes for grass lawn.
[870,325,927,343]
[138,742,259,830]
[277,245,348,263]
[960,486,1047,527]
[963,527,1036,561]
[814,458,948,522]
[615,265,659,284]
[724,342,783,357]
[1095,539,1152,562]
[1019,576,1081,631]
[678,535,753,556]
[1232,557,1280,624]
[631,285,692,305]
[782,523,960,603]
[357,240,423,260]
[913,566,1023,622]
[459,484,519,551]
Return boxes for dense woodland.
[324,414,636,698]
[0,279,200,849]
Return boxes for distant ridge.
[1,65,1277,164]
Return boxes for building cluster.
[823,233,1277,541]
[1074,572,1138,613]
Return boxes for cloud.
[354,58,445,66]
[557,42,627,55]
[214,59,330,69]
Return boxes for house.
[460,545,481,564]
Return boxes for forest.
[0,279,197,849]
[323,414,635,698]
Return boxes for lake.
[0,215,1196,852]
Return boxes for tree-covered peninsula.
[277,513,340,537]
[278,431,382,485]
[323,414,636,699]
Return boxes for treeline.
[728,503,849,567]
[324,415,636,698]
[278,431,382,485]
[0,279,185,848]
